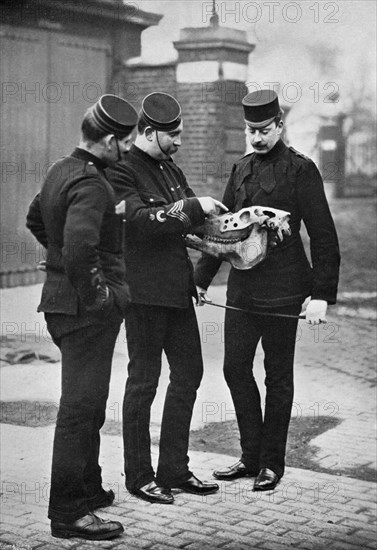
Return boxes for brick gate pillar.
[173,20,254,198]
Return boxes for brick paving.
[1,436,376,550]
[1,284,376,549]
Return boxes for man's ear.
[144,127,155,142]
[277,121,284,135]
[102,135,115,149]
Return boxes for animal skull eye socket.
[239,212,251,223]
[261,210,276,218]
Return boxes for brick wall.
[114,63,178,111]
[175,80,248,199]
[116,64,247,200]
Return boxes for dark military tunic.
[194,139,340,479]
[108,144,205,308]
[27,148,129,327]
[107,144,206,490]
[195,139,340,307]
[26,147,129,523]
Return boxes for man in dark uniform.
[108,92,224,504]
[195,90,340,491]
[26,95,138,540]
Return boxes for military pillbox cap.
[91,94,138,137]
[242,90,282,128]
[142,92,182,131]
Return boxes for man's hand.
[267,233,280,249]
[86,285,113,313]
[197,197,228,215]
[305,299,328,325]
[196,286,212,306]
[86,268,113,314]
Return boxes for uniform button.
[88,161,93,166]
[170,187,174,192]
[149,198,154,202]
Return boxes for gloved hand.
[267,225,291,249]
[196,286,212,307]
[86,284,113,314]
[305,299,328,325]
[267,232,280,249]
[86,268,113,314]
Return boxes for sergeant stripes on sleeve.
[167,200,191,229]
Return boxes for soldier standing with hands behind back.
[195,90,340,492]
[26,95,138,540]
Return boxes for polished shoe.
[213,460,258,481]
[253,468,280,492]
[51,512,124,540]
[173,474,219,495]
[87,489,115,511]
[132,481,174,504]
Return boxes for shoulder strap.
[289,146,311,161]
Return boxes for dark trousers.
[123,302,203,491]
[46,312,122,522]
[224,304,301,479]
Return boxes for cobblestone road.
[1,285,376,549]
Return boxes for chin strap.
[114,137,122,162]
[156,131,169,158]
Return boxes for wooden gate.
[0,24,110,286]
[345,132,377,197]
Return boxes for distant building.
[317,114,376,198]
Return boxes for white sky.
[137,0,376,73]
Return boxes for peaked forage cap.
[91,94,138,136]
[142,92,182,131]
[242,90,282,128]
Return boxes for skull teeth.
[204,235,239,244]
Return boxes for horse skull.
[186,206,291,270]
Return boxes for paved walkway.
[1,285,376,549]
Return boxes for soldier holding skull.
[195,90,340,491]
